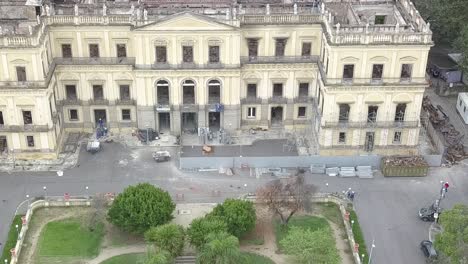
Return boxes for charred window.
[182,46,193,63]
[122,109,131,120]
[22,111,32,125]
[343,64,354,81]
[395,103,406,121]
[247,39,258,59]
[89,44,100,58]
[299,83,309,97]
[367,106,378,123]
[93,85,104,100]
[372,64,384,80]
[209,46,220,63]
[301,42,311,56]
[156,46,167,63]
[157,80,170,105]
[275,38,287,57]
[400,64,413,80]
[116,44,127,58]
[339,132,346,143]
[247,84,257,98]
[16,67,27,82]
[69,109,79,121]
[119,85,130,100]
[273,83,283,97]
[393,131,402,143]
[338,104,350,122]
[26,136,35,147]
[298,107,306,118]
[66,85,77,100]
[62,44,72,58]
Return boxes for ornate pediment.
[136,12,236,32]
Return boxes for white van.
[456,92,468,125]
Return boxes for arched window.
[208,80,221,104]
[156,80,170,105]
[182,79,195,104]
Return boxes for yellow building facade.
[0,0,432,159]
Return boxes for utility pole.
[433,181,449,217]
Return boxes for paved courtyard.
[0,142,467,264]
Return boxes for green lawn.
[348,209,369,263]
[100,253,147,264]
[274,215,329,250]
[0,215,24,262]
[242,252,275,264]
[38,218,104,257]
[316,202,343,226]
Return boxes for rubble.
[422,96,468,164]
[382,156,428,167]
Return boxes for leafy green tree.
[187,216,228,249]
[107,183,175,234]
[434,204,468,263]
[145,250,173,264]
[280,226,341,264]
[145,224,185,257]
[197,232,245,264]
[209,199,256,238]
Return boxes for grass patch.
[38,218,104,257]
[316,202,343,226]
[242,252,275,264]
[349,209,369,263]
[0,215,24,262]
[274,215,329,250]
[100,253,147,264]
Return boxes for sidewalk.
[87,244,147,264]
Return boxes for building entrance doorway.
[94,109,107,127]
[182,112,197,134]
[208,112,221,130]
[158,113,171,132]
[0,136,7,153]
[271,107,283,126]
[365,132,375,152]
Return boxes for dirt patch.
[240,205,288,264]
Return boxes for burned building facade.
[0,0,432,158]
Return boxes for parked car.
[152,151,171,162]
[419,205,441,222]
[420,240,438,260]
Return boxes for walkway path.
[87,244,147,264]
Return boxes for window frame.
[69,109,79,121]
[121,109,131,121]
[116,43,127,58]
[156,45,167,63]
[338,132,346,144]
[22,110,33,125]
[298,106,307,118]
[393,131,402,144]
[182,45,194,63]
[247,107,256,119]
[301,42,312,57]
[61,44,73,58]
[208,45,220,63]
[26,135,35,147]
[89,43,100,58]
[119,85,131,100]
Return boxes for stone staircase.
[175,255,197,264]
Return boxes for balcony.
[322,77,428,86]
[268,96,288,104]
[54,57,136,66]
[58,99,84,106]
[323,120,419,128]
[293,96,314,103]
[88,99,109,105]
[0,124,49,132]
[115,99,136,105]
[0,81,46,89]
[241,97,263,104]
[241,56,319,64]
[146,62,239,70]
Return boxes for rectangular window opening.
[182,46,193,63]
[400,64,413,81]
[89,44,100,58]
[119,85,130,100]
[393,131,402,143]
[16,67,27,82]
[247,107,256,118]
[247,39,258,59]
[339,132,346,143]
[122,109,131,120]
[275,38,287,57]
[395,103,407,121]
[22,111,32,125]
[367,106,378,123]
[338,104,350,122]
[0,111,4,125]
[61,44,72,58]
[116,44,127,58]
[301,42,311,56]
[209,46,220,63]
[156,46,167,63]
[273,83,283,97]
[69,109,79,121]
[343,64,354,82]
[93,85,104,100]
[298,107,306,118]
[375,15,386,25]
[372,64,384,81]
[26,136,35,147]
[66,85,77,100]
[247,84,257,98]
[299,83,309,97]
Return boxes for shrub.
[145,224,185,257]
[209,199,256,238]
[187,216,228,249]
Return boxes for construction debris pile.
[382,156,428,167]
[422,96,467,163]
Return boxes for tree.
[434,204,468,263]
[256,175,317,225]
[107,183,175,234]
[145,250,173,264]
[145,224,185,257]
[280,226,341,264]
[197,232,245,264]
[209,199,256,238]
[187,216,228,249]
[414,0,468,71]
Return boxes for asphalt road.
[1,142,467,264]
